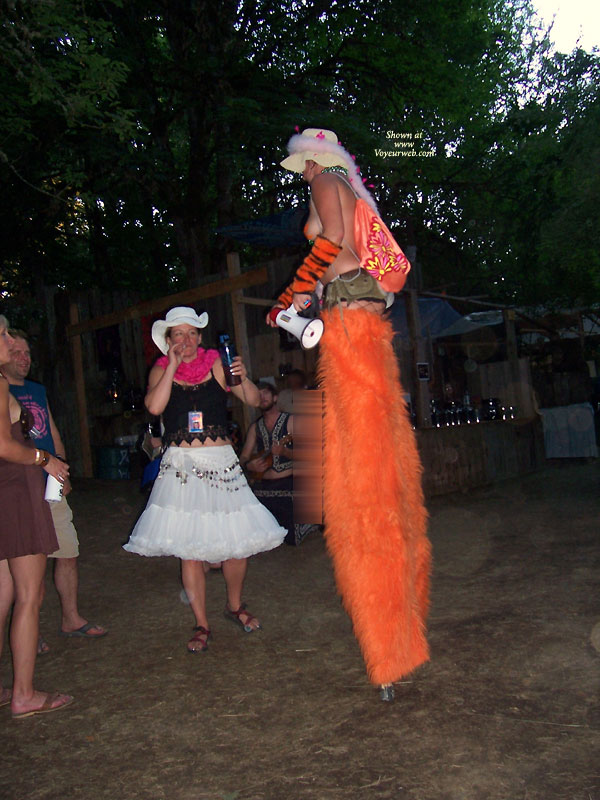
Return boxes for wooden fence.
[417,418,545,497]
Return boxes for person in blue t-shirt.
[5,331,107,650]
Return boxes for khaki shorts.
[48,496,79,559]
[323,269,389,309]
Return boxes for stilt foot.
[379,683,395,702]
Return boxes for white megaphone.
[269,305,323,349]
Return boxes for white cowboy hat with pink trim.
[280,128,378,213]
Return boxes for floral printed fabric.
[353,198,411,293]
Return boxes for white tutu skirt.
[124,445,287,561]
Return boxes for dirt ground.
[1,461,599,800]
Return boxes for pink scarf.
[155,348,220,384]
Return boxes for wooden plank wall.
[417,418,545,497]
[31,288,141,475]
[250,332,319,386]
[470,358,536,418]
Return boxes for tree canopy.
[1,0,598,318]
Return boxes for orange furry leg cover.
[318,307,431,686]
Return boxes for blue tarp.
[390,297,462,338]
[216,207,307,248]
[434,310,504,337]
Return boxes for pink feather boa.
[155,348,220,384]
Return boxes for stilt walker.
[268,128,431,700]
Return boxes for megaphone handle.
[298,292,319,319]
[268,305,285,324]
[269,292,319,325]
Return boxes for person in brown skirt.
[0,315,73,718]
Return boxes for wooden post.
[227,252,253,434]
[503,308,524,417]
[578,312,586,357]
[69,302,94,477]
[504,308,518,362]
[404,288,431,428]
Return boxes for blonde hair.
[0,314,9,332]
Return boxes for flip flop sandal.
[223,603,261,633]
[12,692,74,719]
[59,622,107,639]
[187,626,211,654]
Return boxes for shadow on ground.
[1,462,599,800]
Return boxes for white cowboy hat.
[151,306,208,354]
[280,128,350,173]
[280,127,379,213]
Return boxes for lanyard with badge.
[188,408,204,434]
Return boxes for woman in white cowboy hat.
[269,129,431,701]
[124,307,286,653]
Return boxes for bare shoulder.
[311,173,346,222]
[147,363,165,388]
[311,172,340,195]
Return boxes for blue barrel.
[96,446,130,479]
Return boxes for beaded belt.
[157,451,244,491]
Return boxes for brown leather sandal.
[223,602,261,633]
[187,625,211,653]
[12,692,74,719]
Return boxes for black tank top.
[162,373,229,445]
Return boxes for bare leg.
[222,558,260,630]
[181,559,208,628]
[181,560,209,653]
[37,569,46,606]
[54,557,105,635]
[0,560,15,701]
[10,553,44,703]
[36,567,49,654]
[9,553,72,715]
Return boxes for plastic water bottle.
[218,334,241,386]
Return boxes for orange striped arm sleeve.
[276,234,342,307]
